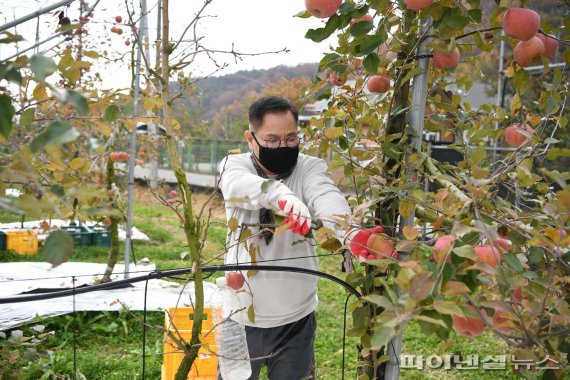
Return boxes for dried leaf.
[274,221,293,237]
[409,272,434,301]
[402,226,419,240]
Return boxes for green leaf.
[452,245,476,260]
[324,127,343,139]
[363,295,394,311]
[382,142,401,159]
[44,230,74,267]
[363,53,380,75]
[432,300,464,316]
[30,55,57,82]
[0,62,23,84]
[0,94,14,138]
[228,217,238,232]
[370,325,395,350]
[305,16,340,43]
[20,107,35,126]
[350,21,374,37]
[356,30,387,56]
[503,252,523,273]
[104,105,121,122]
[443,14,470,29]
[546,148,570,160]
[30,120,80,153]
[399,67,424,85]
[65,90,88,116]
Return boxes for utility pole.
[124,0,148,279]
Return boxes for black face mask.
[251,133,299,175]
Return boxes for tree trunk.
[101,157,120,284]
[160,1,206,379]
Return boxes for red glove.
[278,196,311,236]
[348,226,384,261]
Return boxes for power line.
[0,0,76,33]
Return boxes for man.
[219,95,352,379]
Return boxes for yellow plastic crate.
[5,230,38,255]
[162,307,217,380]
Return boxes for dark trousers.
[218,312,316,379]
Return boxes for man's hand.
[278,195,311,236]
[348,226,384,261]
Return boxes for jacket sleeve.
[301,158,351,242]
[219,155,296,211]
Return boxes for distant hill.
[178,63,318,119]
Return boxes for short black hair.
[248,96,299,131]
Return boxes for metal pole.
[0,0,76,32]
[384,16,431,380]
[492,33,506,161]
[148,0,162,190]
[124,0,148,279]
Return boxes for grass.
[0,188,527,379]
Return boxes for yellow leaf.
[399,198,415,218]
[94,121,111,137]
[247,269,258,278]
[402,226,419,240]
[69,157,88,171]
[228,217,238,232]
[324,127,343,139]
[33,84,48,101]
[505,66,515,78]
[247,305,255,323]
[172,119,180,131]
[510,93,521,114]
[227,148,241,154]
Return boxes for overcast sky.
[1,0,333,86]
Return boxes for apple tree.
[300,0,569,379]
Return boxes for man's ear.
[244,129,253,142]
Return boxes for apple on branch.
[305,0,342,18]
[433,47,460,69]
[366,75,390,93]
[502,8,540,41]
[514,37,545,67]
[504,123,534,148]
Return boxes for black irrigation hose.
[0,265,362,304]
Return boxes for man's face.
[244,111,298,174]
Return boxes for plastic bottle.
[209,276,252,380]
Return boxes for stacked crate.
[0,230,39,255]
[162,307,217,380]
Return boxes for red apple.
[452,305,486,338]
[473,245,502,267]
[329,72,347,86]
[168,190,178,199]
[433,235,456,264]
[514,36,545,67]
[502,8,540,41]
[125,39,131,46]
[536,33,558,58]
[115,27,123,35]
[491,309,513,334]
[504,123,533,148]
[350,14,373,25]
[366,234,395,258]
[433,47,460,69]
[305,0,342,18]
[115,15,123,23]
[108,188,117,198]
[226,272,245,290]
[366,75,390,93]
[110,151,129,161]
[404,0,433,11]
[494,238,511,251]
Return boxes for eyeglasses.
[251,132,300,149]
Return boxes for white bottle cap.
[216,277,227,287]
